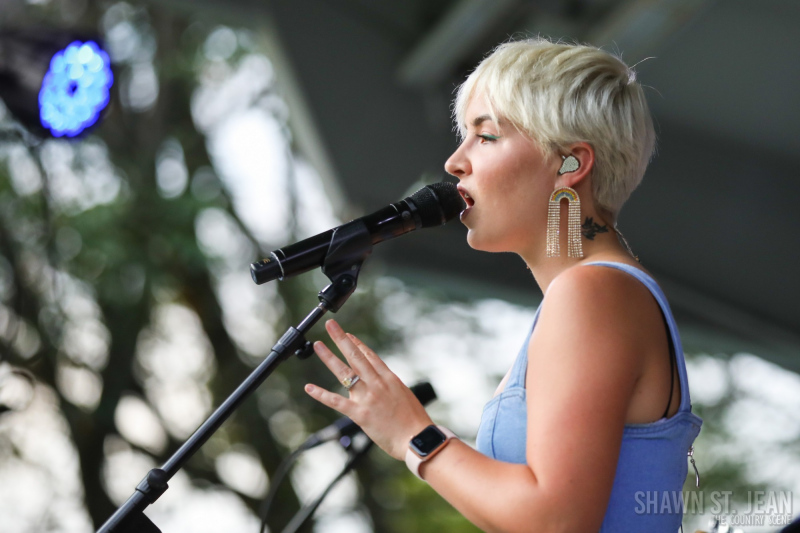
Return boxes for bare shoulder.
[527,261,666,409]
[522,263,665,525]
[542,262,660,335]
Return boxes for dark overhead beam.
[586,0,715,61]
[397,0,523,87]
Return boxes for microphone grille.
[408,182,466,228]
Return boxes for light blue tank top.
[476,261,702,533]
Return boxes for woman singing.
[304,38,702,533]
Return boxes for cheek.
[504,175,553,229]
[496,167,545,210]
[485,163,530,202]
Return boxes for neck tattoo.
[581,216,609,240]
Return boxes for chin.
[466,231,511,254]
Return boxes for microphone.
[250,182,464,284]
[299,381,437,451]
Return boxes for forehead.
[462,92,499,128]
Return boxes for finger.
[325,320,380,381]
[346,333,390,374]
[304,384,355,417]
[313,341,358,386]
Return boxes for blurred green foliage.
[2,3,794,533]
[0,1,480,531]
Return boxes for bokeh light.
[38,41,113,137]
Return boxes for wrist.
[396,417,435,460]
[404,425,458,480]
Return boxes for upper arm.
[524,267,649,530]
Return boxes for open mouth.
[458,186,475,207]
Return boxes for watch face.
[410,426,446,458]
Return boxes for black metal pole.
[96,305,328,533]
[97,219,375,533]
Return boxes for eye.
[477,133,500,143]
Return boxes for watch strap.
[405,425,457,480]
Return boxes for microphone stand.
[260,382,435,533]
[96,220,375,532]
[280,437,374,533]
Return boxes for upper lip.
[457,185,474,207]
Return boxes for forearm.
[418,440,577,533]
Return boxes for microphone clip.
[318,219,373,312]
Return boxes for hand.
[304,319,434,461]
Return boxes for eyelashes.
[477,133,500,143]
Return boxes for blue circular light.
[38,40,113,137]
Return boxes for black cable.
[280,440,373,533]
[259,446,306,533]
[258,382,435,532]
[258,437,373,533]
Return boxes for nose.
[444,141,470,179]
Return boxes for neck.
[522,212,636,295]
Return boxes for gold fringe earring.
[546,187,583,258]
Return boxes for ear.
[555,142,595,189]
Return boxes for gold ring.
[341,375,360,391]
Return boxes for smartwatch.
[405,425,457,480]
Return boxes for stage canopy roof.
[153,0,799,371]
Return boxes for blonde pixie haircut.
[454,38,656,216]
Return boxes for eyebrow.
[471,114,494,127]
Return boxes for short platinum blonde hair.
[454,38,656,216]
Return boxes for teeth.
[464,192,471,199]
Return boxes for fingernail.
[305,384,315,393]
[327,319,341,332]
